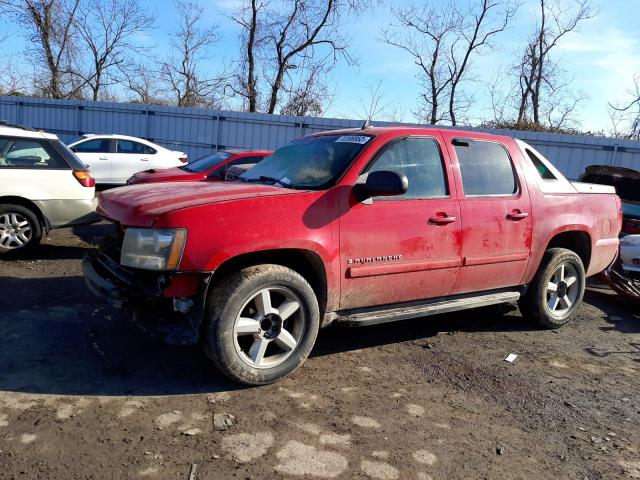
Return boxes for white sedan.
[68,134,187,185]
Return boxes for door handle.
[429,213,457,225]
[141,157,150,161]
[507,210,529,220]
[99,156,108,161]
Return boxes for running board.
[337,291,521,327]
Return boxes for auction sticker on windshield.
[335,136,371,144]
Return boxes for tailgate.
[571,182,616,194]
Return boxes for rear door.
[442,133,532,294]
[72,138,113,183]
[113,139,154,183]
[339,135,462,310]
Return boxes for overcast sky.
[2,0,638,131]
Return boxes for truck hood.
[97,181,295,226]
[131,167,204,183]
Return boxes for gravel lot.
[1,225,639,480]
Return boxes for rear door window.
[117,140,147,154]
[73,138,111,153]
[454,141,517,196]
[364,136,448,199]
[0,138,67,169]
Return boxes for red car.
[84,127,621,385]
[126,148,271,185]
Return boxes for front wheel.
[0,204,42,255]
[519,248,586,329]
[202,264,320,385]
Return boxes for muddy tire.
[202,264,320,385]
[519,248,585,329]
[0,204,42,256]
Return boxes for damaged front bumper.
[83,247,213,343]
[82,250,168,309]
[83,233,211,316]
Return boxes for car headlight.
[121,228,187,270]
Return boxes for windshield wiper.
[240,176,296,188]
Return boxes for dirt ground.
[0,225,639,480]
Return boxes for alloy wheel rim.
[233,286,305,369]
[0,213,32,249]
[545,263,580,318]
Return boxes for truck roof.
[309,125,512,142]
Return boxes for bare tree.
[446,0,517,125]
[352,80,403,123]
[264,0,349,114]
[280,63,332,116]
[231,0,358,114]
[609,74,640,140]
[230,0,264,112]
[73,0,155,101]
[0,31,27,95]
[0,54,29,95]
[1,0,81,98]
[515,0,595,125]
[485,68,517,123]
[381,3,458,124]
[121,62,167,104]
[161,0,223,107]
[382,0,516,125]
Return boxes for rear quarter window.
[49,139,87,169]
[455,140,518,196]
[526,149,557,180]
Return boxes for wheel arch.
[0,196,49,231]
[544,230,592,271]
[209,248,330,317]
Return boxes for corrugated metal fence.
[2,95,640,179]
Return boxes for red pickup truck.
[83,127,621,385]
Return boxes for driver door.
[72,138,113,183]
[339,135,462,310]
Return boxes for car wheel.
[0,204,42,255]
[519,248,585,329]
[202,264,320,385]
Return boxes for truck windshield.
[240,134,372,189]
[181,151,233,173]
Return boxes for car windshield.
[181,151,233,173]
[240,134,372,189]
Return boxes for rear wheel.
[202,264,320,385]
[519,248,585,329]
[0,204,42,255]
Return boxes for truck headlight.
[121,228,187,270]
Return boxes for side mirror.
[354,170,408,200]
[70,146,77,152]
